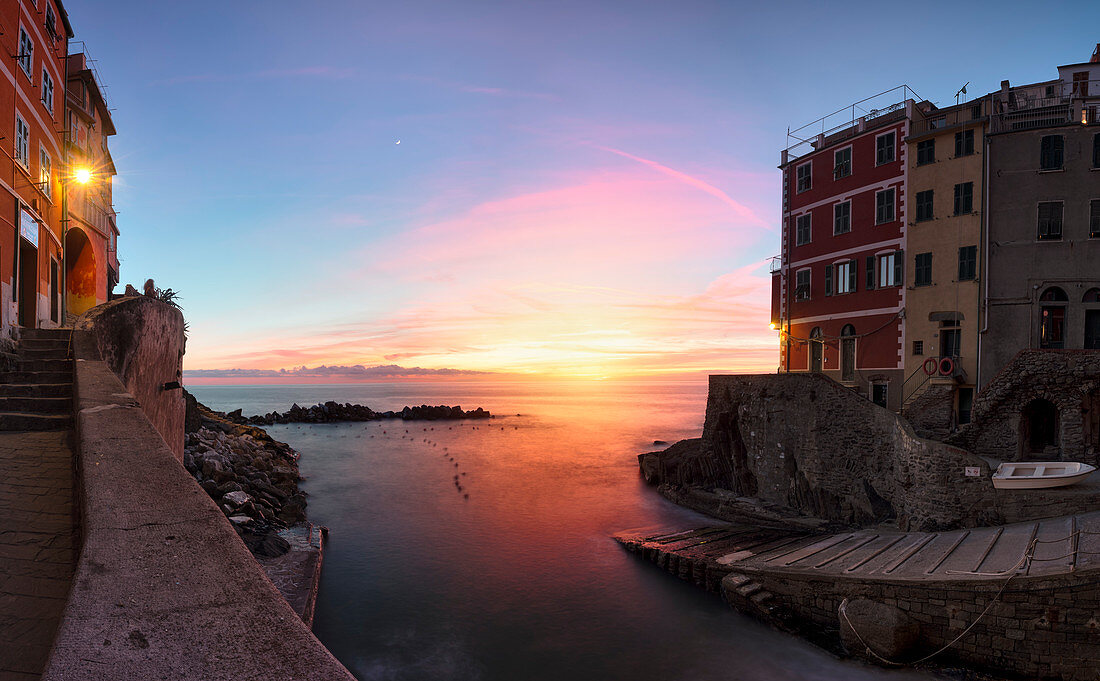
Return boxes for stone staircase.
[0,328,73,431]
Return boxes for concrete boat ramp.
[616,514,1100,680]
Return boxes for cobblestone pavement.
[0,431,75,681]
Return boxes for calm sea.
[188,381,944,681]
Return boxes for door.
[18,240,37,328]
[810,328,823,373]
[50,258,59,324]
[871,383,888,408]
[1086,310,1100,349]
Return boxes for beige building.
[902,96,991,427]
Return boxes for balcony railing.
[991,104,1074,133]
[909,104,987,137]
[783,85,922,163]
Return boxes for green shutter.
[894,249,904,286]
[849,259,857,293]
[866,256,875,290]
[825,264,833,296]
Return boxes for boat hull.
[991,462,1097,490]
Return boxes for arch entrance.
[65,228,97,317]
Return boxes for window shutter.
[894,249,904,286]
[849,259,857,293]
[866,256,875,290]
[825,265,833,296]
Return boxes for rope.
[839,534,1038,666]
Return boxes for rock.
[222,490,253,508]
[200,480,220,496]
[240,529,290,558]
[838,598,922,663]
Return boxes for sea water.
[189,381,945,681]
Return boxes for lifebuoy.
[923,357,938,375]
[938,357,955,376]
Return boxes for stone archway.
[1019,398,1059,459]
[65,227,97,317]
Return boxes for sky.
[64,0,1100,380]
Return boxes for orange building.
[65,50,117,317]
[0,0,72,332]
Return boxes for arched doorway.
[1020,398,1059,459]
[840,324,856,382]
[809,327,823,373]
[65,228,97,317]
[1039,287,1067,349]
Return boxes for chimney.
[1091,43,1100,64]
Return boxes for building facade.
[773,89,917,410]
[65,51,117,318]
[982,56,1100,391]
[0,0,72,332]
[902,97,991,426]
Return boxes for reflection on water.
[190,381,945,681]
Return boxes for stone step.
[0,383,72,398]
[19,338,70,350]
[20,347,72,360]
[17,359,72,373]
[0,396,70,414]
[0,411,71,431]
[0,371,74,384]
[20,328,72,341]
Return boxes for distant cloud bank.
[185,364,491,379]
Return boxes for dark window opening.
[1040,306,1066,348]
[1021,399,1059,457]
[796,214,811,245]
[1037,202,1063,240]
[1090,199,1100,239]
[940,325,961,358]
[916,139,935,166]
[1040,135,1064,170]
[912,340,924,356]
[958,245,977,281]
[876,132,896,165]
[834,201,851,235]
[876,188,895,224]
[916,190,934,222]
[953,182,973,215]
[810,327,823,373]
[955,129,975,157]
[840,324,856,382]
[1086,310,1100,350]
[795,269,810,301]
[871,383,888,408]
[958,387,974,426]
[796,163,812,192]
[914,252,932,287]
[834,148,851,179]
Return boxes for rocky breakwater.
[227,400,491,425]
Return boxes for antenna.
[955,82,969,106]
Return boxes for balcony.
[990,78,1100,133]
[783,85,921,163]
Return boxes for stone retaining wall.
[76,296,187,458]
[42,331,355,680]
[741,567,1100,681]
[644,373,1100,531]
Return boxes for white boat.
[991,461,1097,489]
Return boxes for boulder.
[838,598,922,663]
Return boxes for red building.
[772,89,922,410]
[0,0,73,332]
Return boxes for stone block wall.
[952,350,1100,463]
[901,382,955,441]
[745,567,1100,681]
[691,374,994,530]
[75,296,187,458]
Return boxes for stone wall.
[741,567,1100,681]
[43,334,355,680]
[952,349,1100,463]
[76,296,186,458]
[900,382,955,441]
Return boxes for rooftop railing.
[783,85,922,163]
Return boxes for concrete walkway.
[0,431,76,681]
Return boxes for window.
[833,201,851,235]
[876,132,896,165]
[1040,135,1064,170]
[1091,199,1100,239]
[958,245,977,281]
[834,147,851,179]
[954,129,975,157]
[41,69,53,113]
[39,148,51,199]
[953,182,973,215]
[1037,202,1063,240]
[912,340,924,356]
[795,214,811,246]
[15,116,29,169]
[940,323,961,358]
[916,139,935,166]
[914,252,932,287]
[878,250,902,287]
[835,260,856,294]
[45,5,57,39]
[1039,287,1067,349]
[865,256,875,290]
[915,190,934,222]
[796,162,811,192]
[795,269,810,301]
[875,188,895,224]
[1094,134,1100,168]
[17,29,33,79]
